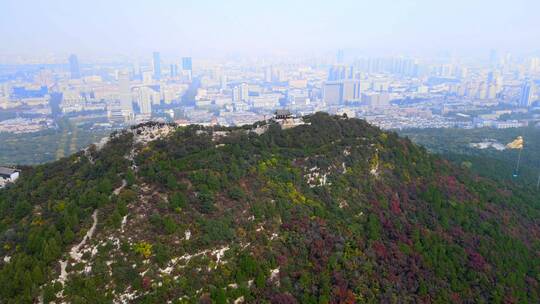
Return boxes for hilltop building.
[273,109,307,129]
[0,167,20,188]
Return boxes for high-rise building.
[342,80,362,102]
[240,83,249,101]
[477,82,488,99]
[489,49,498,67]
[181,57,193,82]
[322,79,362,105]
[0,83,9,97]
[134,87,156,116]
[139,96,152,115]
[142,71,153,84]
[323,82,342,106]
[232,87,240,102]
[487,71,495,84]
[264,66,273,83]
[272,68,286,82]
[132,61,141,79]
[328,65,353,81]
[232,83,249,102]
[153,52,161,80]
[170,64,178,78]
[118,71,134,120]
[328,66,344,81]
[220,75,228,91]
[519,81,535,108]
[362,92,390,109]
[336,49,345,64]
[69,54,81,79]
[182,57,192,71]
[530,57,540,73]
[287,89,310,106]
[487,84,498,99]
[389,57,418,77]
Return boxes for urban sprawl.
[0,51,539,134]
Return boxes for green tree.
[63,226,75,244]
[14,200,32,219]
[367,213,382,240]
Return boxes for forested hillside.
[1,113,539,303]
[399,127,540,186]
[0,118,111,165]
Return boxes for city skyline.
[1,0,540,60]
[0,0,539,137]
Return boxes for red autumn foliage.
[450,292,462,304]
[438,175,473,202]
[331,287,356,304]
[398,234,412,246]
[466,249,486,271]
[271,293,298,304]
[504,294,518,304]
[142,276,152,290]
[390,195,401,214]
[276,254,288,266]
[372,241,388,259]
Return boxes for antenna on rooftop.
[512,148,523,178]
[507,136,524,178]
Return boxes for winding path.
[57,210,98,285]
[113,179,127,196]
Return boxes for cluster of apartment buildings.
[0,51,539,132]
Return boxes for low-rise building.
[0,167,20,188]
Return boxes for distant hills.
[400,127,540,187]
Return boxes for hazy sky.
[1,0,540,58]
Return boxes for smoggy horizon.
[1,0,540,61]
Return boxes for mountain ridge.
[0,112,539,303]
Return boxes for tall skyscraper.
[264,66,273,83]
[132,61,141,80]
[140,97,152,115]
[530,57,540,73]
[182,57,193,71]
[220,75,228,91]
[489,49,498,67]
[342,79,362,102]
[519,81,535,108]
[170,64,178,78]
[118,71,134,119]
[323,82,342,106]
[363,93,390,109]
[328,65,354,81]
[232,83,249,102]
[487,72,495,84]
[181,57,193,82]
[135,87,154,116]
[336,49,345,64]
[69,54,81,79]
[142,71,153,84]
[153,52,161,80]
